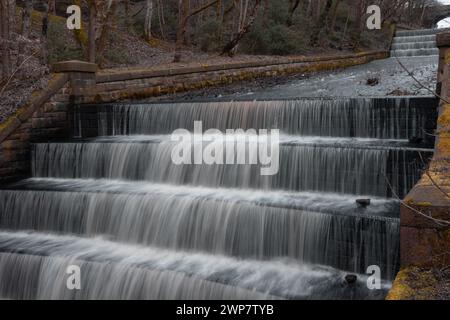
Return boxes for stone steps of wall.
[396,29,440,37]
[393,35,436,44]
[390,48,439,57]
[391,41,437,50]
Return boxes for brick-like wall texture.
[387,31,450,300]
[0,101,71,182]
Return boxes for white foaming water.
[32,134,429,197]
[0,178,400,276]
[391,41,436,51]
[0,96,436,299]
[97,99,429,139]
[392,35,437,43]
[0,231,391,300]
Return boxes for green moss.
[387,267,440,300]
[416,202,433,207]
[386,269,416,300]
[0,116,17,132]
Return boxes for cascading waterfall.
[391,29,439,57]
[32,136,430,197]
[0,232,391,300]
[0,97,437,300]
[0,179,400,275]
[96,99,430,139]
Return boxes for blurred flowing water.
[0,38,440,300]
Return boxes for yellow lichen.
[147,38,161,47]
[415,202,432,207]
[437,106,450,126]
[0,116,17,132]
[436,137,450,157]
[386,268,416,300]
[387,267,440,300]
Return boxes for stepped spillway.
[0,97,438,300]
[0,178,401,275]
[391,29,439,57]
[31,136,431,197]
[0,232,391,300]
[91,99,435,139]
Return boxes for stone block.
[401,226,450,267]
[1,140,28,150]
[31,118,57,129]
[52,60,97,73]
[0,117,21,143]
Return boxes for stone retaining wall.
[387,31,450,300]
[0,51,388,183]
[72,51,388,103]
[0,74,70,182]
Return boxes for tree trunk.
[0,1,4,80]
[352,0,365,48]
[262,0,269,25]
[174,0,219,62]
[88,1,96,63]
[310,0,333,46]
[329,0,341,33]
[221,0,261,56]
[0,0,14,80]
[17,0,33,70]
[144,0,154,41]
[340,8,350,49]
[157,0,166,40]
[124,0,131,31]
[48,0,55,14]
[287,0,300,26]
[96,1,117,67]
[173,0,188,62]
[41,1,49,64]
[21,0,32,38]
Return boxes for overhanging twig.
[0,50,39,97]
[395,56,450,105]
[384,173,450,227]
[418,151,450,200]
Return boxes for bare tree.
[157,0,166,40]
[329,0,341,32]
[96,0,117,65]
[221,0,262,56]
[287,0,301,26]
[144,0,154,41]
[21,0,33,38]
[48,0,55,14]
[17,0,33,70]
[174,0,220,62]
[40,0,49,64]
[310,0,334,46]
[1,0,16,80]
[88,0,96,63]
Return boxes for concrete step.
[391,41,436,50]
[390,48,439,57]
[393,35,436,44]
[396,29,440,37]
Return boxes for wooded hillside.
[0,0,445,122]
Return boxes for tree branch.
[395,56,450,105]
[0,51,38,97]
[384,173,450,227]
[417,151,450,200]
[187,0,220,19]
